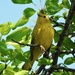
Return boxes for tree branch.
[48,0,75,74]
[60,49,75,55]
[57,66,75,72]
[45,66,75,74]
[68,32,75,38]
[12,39,40,47]
[36,47,50,74]
[49,17,64,27]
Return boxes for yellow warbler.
[22,10,54,70]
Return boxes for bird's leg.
[40,45,46,53]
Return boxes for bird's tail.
[22,48,42,70]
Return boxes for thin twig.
[45,66,75,74]
[68,33,75,38]
[55,66,75,72]
[49,17,64,27]
[12,39,40,47]
[60,50,75,54]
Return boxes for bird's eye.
[44,16,46,18]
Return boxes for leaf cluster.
[0,0,75,75]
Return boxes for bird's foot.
[40,45,46,53]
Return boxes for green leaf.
[70,13,75,32]
[51,15,61,21]
[0,22,11,35]
[62,0,70,8]
[13,66,19,72]
[23,51,30,58]
[15,53,28,61]
[15,70,28,75]
[0,41,8,55]
[10,8,35,29]
[70,23,75,33]
[59,54,65,59]
[12,59,21,66]
[62,37,75,49]
[50,45,56,53]
[54,30,62,43]
[3,66,28,75]
[6,27,31,42]
[54,32,59,43]
[23,8,35,19]
[6,42,20,50]
[38,58,52,66]
[11,0,32,4]
[72,11,75,24]
[22,51,30,62]
[0,64,5,73]
[46,0,63,14]
[62,71,73,75]
[5,68,15,75]
[64,57,75,65]
[52,71,63,75]
[11,16,28,29]
[0,55,9,62]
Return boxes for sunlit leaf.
[62,72,73,75]
[46,0,63,14]
[0,41,8,55]
[15,70,29,75]
[12,8,35,29]
[6,42,20,50]
[62,0,70,8]
[11,0,32,4]
[3,66,28,75]
[53,70,63,75]
[23,8,35,19]
[6,27,31,42]
[11,16,28,29]
[0,22,11,35]
[5,69,15,75]
[0,64,5,72]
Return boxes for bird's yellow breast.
[32,23,54,50]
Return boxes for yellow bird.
[22,10,54,70]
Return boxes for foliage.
[0,0,75,75]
